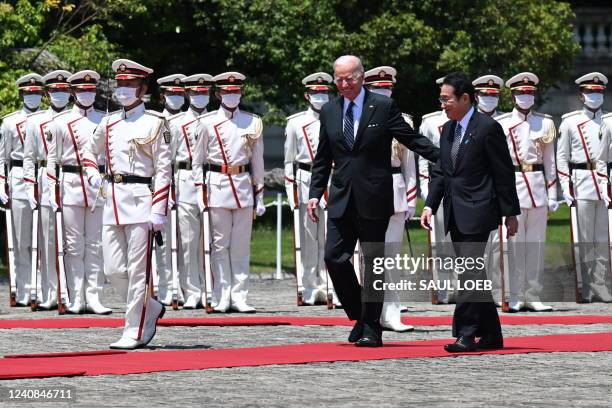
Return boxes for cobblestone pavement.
[0,277,611,407]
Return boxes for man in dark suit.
[308,55,439,347]
[421,72,520,352]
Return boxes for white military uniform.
[559,109,611,303]
[168,105,206,306]
[193,85,264,311]
[497,102,557,306]
[0,95,40,304]
[83,100,171,341]
[155,74,187,305]
[24,108,63,307]
[46,98,107,312]
[418,109,455,303]
[381,114,416,329]
[284,107,328,303]
[595,116,612,302]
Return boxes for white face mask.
[23,94,42,110]
[370,88,393,98]
[583,93,604,110]
[48,92,70,108]
[514,94,534,110]
[190,94,210,109]
[221,93,241,109]
[75,92,96,108]
[164,94,185,111]
[477,95,499,113]
[115,87,140,107]
[308,93,329,110]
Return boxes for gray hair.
[333,55,364,77]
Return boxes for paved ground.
[0,277,611,407]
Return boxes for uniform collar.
[219,105,239,119]
[188,107,206,118]
[72,104,93,117]
[123,102,145,119]
[21,106,38,115]
[47,105,69,115]
[582,106,602,120]
[307,107,320,119]
[511,107,532,122]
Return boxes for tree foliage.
[1,0,580,121]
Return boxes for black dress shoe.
[444,336,476,353]
[348,321,364,343]
[355,336,383,347]
[477,335,504,350]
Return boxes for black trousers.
[324,199,389,325]
[449,222,502,338]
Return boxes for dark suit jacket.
[425,109,520,235]
[309,89,440,219]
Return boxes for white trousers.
[209,206,253,307]
[508,206,547,302]
[485,228,502,302]
[178,201,203,302]
[63,205,104,306]
[381,212,405,325]
[103,223,157,339]
[296,204,327,300]
[10,198,32,304]
[38,205,56,304]
[576,199,611,300]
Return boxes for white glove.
[89,173,102,191]
[26,186,37,210]
[563,192,574,206]
[149,213,167,232]
[196,186,206,213]
[48,194,58,212]
[406,206,416,220]
[167,194,175,210]
[602,194,611,207]
[255,195,266,216]
[548,199,559,212]
[420,185,429,200]
[0,188,8,205]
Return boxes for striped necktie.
[344,101,355,150]
[450,122,463,168]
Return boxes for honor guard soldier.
[155,73,187,306]
[193,71,265,313]
[284,72,332,305]
[418,76,454,304]
[497,72,557,312]
[82,59,171,349]
[166,73,214,308]
[46,70,112,314]
[23,70,72,310]
[364,66,416,332]
[564,73,612,303]
[473,74,506,305]
[0,73,44,306]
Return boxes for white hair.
[333,55,364,77]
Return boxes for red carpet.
[1,315,612,330]
[1,332,611,380]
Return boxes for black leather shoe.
[355,336,383,347]
[444,336,476,353]
[476,335,504,350]
[348,321,364,343]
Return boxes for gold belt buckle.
[223,165,239,175]
[587,162,595,170]
[522,163,533,172]
[113,174,123,183]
